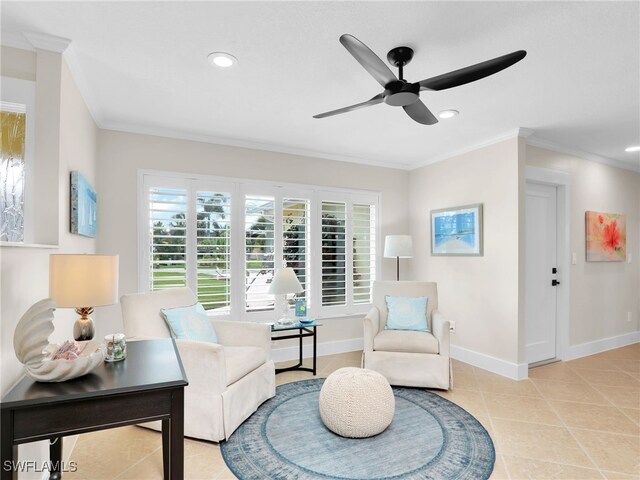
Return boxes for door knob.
[551,279,560,286]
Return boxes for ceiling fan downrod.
[387,46,414,81]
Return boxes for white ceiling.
[2,1,639,170]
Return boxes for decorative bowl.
[13,298,104,382]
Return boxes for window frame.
[138,169,380,321]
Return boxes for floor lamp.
[384,235,413,281]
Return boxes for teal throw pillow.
[161,303,218,343]
[385,295,430,332]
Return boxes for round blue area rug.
[221,379,495,480]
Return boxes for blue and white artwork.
[71,171,97,237]
[431,204,483,256]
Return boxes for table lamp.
[49,254,119,341]
[384,235,413,281]
[268,267,303,326]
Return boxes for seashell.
[13,299,104,382]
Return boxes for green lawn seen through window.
[152,268,230,310]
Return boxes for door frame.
[525,166,571,362]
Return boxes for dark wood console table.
[1,338,188,480]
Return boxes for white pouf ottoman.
[319,367,395,438]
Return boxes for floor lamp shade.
[49,254,119,340]
[384,235,413,281]
[384,235,413,258]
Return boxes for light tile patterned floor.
[65,345,639,479]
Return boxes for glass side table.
[271,321,321,375]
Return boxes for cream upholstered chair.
[362,281,451,389]
[120,287,275,442]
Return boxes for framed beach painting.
[585,211,626,262]
[70,171,97,238]
[431,204,483,256]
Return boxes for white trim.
[23,32,71,53]
[525,166,571,363]
[271,337,363,363]
[408,127,533,170]
[0,242,58,249]
[563,331,640,361]
[450,344,528,380]
[138,168,380,197]
[102,121,412,171]
[527,136,640,173]
[1,31,35,51]
[2,31,71,53]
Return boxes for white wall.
[1,48,97,394]
[526,145,640,352]
[1,46,97,479]
[96,129,410,348]
[408,137,525,375]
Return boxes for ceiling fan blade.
[339,34,397,88]
[313,93,385,119]
[417,50,527,91]
[403,100,438,125]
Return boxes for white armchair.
[120,287,275,441]
[362,281,451,390]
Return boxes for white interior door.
[525,182,558,364]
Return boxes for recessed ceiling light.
[624,145,640,152]
[207,52,238,69]
[438,109,459,119]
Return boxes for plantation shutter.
[283,198,311,305]
[321,200,347,306]
[148,186,189,291]
[196,191,232,313]
[352,203,376,304]
[245,195,275,312]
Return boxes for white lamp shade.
[268,267,303,295]
[49,254,119,308]
[384,235,413,258]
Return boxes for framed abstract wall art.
[431,204,483,256]
[70,171,97,238]
[585,211,626,262]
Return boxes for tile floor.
[65,344,639,479]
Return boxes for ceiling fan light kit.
[314,34,526,125]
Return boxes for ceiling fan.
[313,34,526,125]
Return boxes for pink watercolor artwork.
[585,211,626,262]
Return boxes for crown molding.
[2,31,71,53]
[99,120,413,171]
[408,127,528,170]
[23,32,71,53]
[1,31,34,51]
[526,136,640,173]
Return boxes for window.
[245,196,275,312]
[140,172,378,320]
[1,77,36,244]
[196,190,232,313]
[321,201,346,306]
[148,186,188,290]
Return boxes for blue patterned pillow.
[161,303,218,343]
[385,295,430,332]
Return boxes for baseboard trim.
[271,337,363,363]
[450,345,528,380]
[563,331,640,361]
